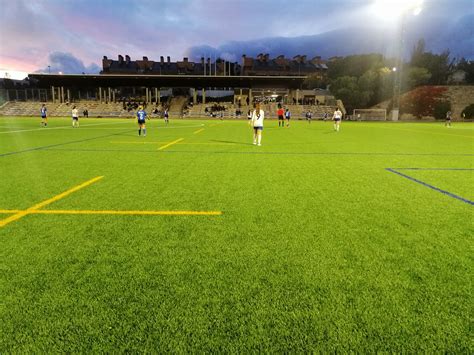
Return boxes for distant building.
[101,54,328,78]
[241,54,327,77]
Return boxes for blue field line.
[38,147,474,157]
[0,130,131,158]
[391,167,474,171]
[386,168,473,206]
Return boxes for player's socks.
[138,129,141,136]
[143,128,147,136]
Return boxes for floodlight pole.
[391,14,405,121]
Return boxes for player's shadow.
[211,140,254,146]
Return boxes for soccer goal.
[353,109,387,121]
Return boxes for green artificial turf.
[0,116,472,352]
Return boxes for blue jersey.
[137,110,147,121]
[41,107,47,117]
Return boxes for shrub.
[461,104,474,119]
[400,86,448,118]
[433,101,451,120]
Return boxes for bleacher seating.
[0,100,338,120]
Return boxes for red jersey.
[277,108,284,116]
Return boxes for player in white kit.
[251,102,265,146]
[333,108,342,132]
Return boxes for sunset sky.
[0,0,472,79]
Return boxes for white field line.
[0,121,130,134]
[0,122,204,134]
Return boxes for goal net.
[353,109,387,121]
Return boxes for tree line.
[304,39,474,114]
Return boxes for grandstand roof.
[27,73,307,89]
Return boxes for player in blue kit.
[137,106,148,136]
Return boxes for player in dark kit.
[445,111,452,128]
[40,104,48,127]
[137,106,148,136]
[277,106,285,127]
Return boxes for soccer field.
[0,117,472,352]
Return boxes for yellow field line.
[0,209,221,216]
[157,138,184,150]
[110,141,234,146]
[0,176,103,228]
[110,141,168,144]
[181,142,235,145]
[193,128,205,134]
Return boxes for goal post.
[353,109,387,121]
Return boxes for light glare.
[372,0,423,18]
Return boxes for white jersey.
[251,109,265,127]
[333,110,342,120]
[72,108,79,118]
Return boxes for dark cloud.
[187,14,474,61]
[36,52,100,74]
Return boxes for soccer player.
[137,106,148,136]
[445,110,452,127]
[285,108,291,127]
[333,107,342,132]
[251,102,265,146]
[306,110,312,123]
[277,105,285,127]
[71,105,79,128]
[40,104,47,127]
[164,108,169,124]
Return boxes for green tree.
[329,76,361,112]
[327,54,385,80]
[455,58,474,84]
[403,67,432,90]
[410,40,453,85]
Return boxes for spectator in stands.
[40,103,48,127]
[332,108,342,132]
[72,106,79,128]
[251,102,265,146]
[83,109,89,118]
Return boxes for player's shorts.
[278,115,284,120]
[138,120,146,125]
[286,116,291,120]
[72,117,78,121]
[446,118,451,121]
[41,116,47,119]
[334,118,341,121]
[253,126,263,131]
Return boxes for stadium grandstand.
[0,54,344,118]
